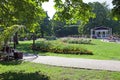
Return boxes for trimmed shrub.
[61,38,91,44]
[45,36,57,40]
[32,40,93,55]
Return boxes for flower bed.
[32,40,93,55]
[61,38,91,44]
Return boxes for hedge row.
[32,40,93,55]
[61,38,91,44]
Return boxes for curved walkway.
[23,54,120,72]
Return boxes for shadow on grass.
[0,71,50,80]
[0,60,22,65]
[16,43,48,56]
[16,43,33,53]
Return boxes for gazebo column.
[110,28,112,36]
[104,31,106,37]
[104,31,107,38]
[100,31,103,38]
[95,31,97,38]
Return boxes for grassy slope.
[80,39,120,60]
[0,61,120,80]
[16,39,120,60]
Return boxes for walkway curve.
[23,54,120,72]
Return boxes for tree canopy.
[0,25,24,49]
[112,0,120,20]
[53,0,95,24]
[0,0,46,31]
[0,0,98,49]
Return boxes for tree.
[0,25,24,50]
[40,12,52,38]
[81,2,118,35]
[53,0,95,36]
[0,0,46,49]
[0,0,94,35]
[53,0,95,24]
[112,0,120,20]
[51,14,66,37]
[80,2,120,35]
[51,16,80,37]
[0,0,96,50]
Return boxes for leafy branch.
[0,25,24,50]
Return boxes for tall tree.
[81,2,120,35]
[40,12,52,38]
[53,0,95,24]
[53,0,95,36]
[0,0,46,49]
[82,2,120,35]
[0,0,96,49]
[0,25,24,50]
[51,19,66,37]
[112,0,120,20]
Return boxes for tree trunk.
[32,33,36,51]
[16,32,19,44]
[14,32,19,45]
[41,30,44,38]
[13,32,19,49]
[13,35,16,49]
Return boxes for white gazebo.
[91,27,112,39]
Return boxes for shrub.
[45,36,57,40]
[32,40,93,55]
[61,38,91,44]
[34,41,52,52]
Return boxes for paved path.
[23,54,120,72]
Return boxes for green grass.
[16,39,120,60]
[80,39,120,60]
[0,60,120,80]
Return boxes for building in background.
[91,27,112,39]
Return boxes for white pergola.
[91,27,112,39]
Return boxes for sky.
[42,0,113,19]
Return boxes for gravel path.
[23,54,120,72]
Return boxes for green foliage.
[32,40,93,55]
[45,36,57,40]
[16,39,120,60]
[61,38,91,44]
[78,23,85,35]
[88,2,109,26]
[83,2,120,35]
[39,12,52,37]
[1,61,120,80]
[51,20,79,37]
[0,0,46,32]
[53,0,95,24]
[0,25,24,49]
[112,0,120,20]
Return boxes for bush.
[45,36,57,40]
[61,38,91,44]
[32,40,93,55]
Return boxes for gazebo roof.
[92,27,110,30]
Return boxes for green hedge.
[61,38,91,44]
[32,40,93,55]
[44,36,57,40]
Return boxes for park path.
[23,54,120,72]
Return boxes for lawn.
[16,38,120,60]
[0,60,120,80]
